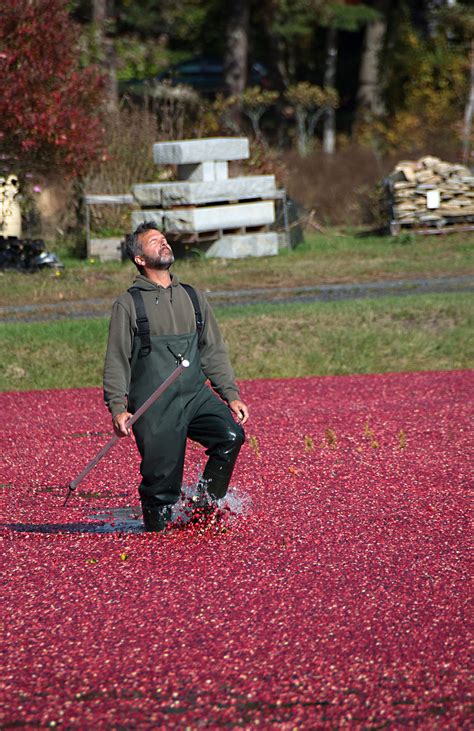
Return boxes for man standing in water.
[103,221,249,532]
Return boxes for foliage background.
[1,0,473,238]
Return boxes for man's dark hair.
[125,221,160,267]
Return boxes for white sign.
[426,189,440,209]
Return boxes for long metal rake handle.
[63,359,190,505]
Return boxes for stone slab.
[88,237,123,262]
[204,232,279,258]
[85,194,134,205]
[153,137,249,165]
[133,176,277,207]
[176,161,229,182]
[164,201,275,232]
[214,161,229,181]
[131,210,164,230]
[277,232,291,250]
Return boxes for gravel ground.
[1,370,471,728]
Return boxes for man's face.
[136,229,175,270]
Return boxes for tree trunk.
[261,0,289,90]
[265,35,289,90]
[356,3,388,118]
[462,38,474,165]
[323,25,338,155]
[93,0,118,112]
[295,108,308,156]
[224,0,250,97]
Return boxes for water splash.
[87,479,251,533]
[172,478,252,527]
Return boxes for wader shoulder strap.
[128,287,151,357]
[181,283,204,342]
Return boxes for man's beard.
[141,250,175,270]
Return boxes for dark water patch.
[4,484,250,534]
[3,506,144,534]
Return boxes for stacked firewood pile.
[384,156,474,234]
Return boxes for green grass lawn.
[1,293,472,392]
[1,230,473,308]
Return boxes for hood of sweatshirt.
[131,272,181,291]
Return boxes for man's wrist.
[223,389,240,404]
[110,404,127,419]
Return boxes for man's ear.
[134,255,145,268]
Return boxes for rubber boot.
[186,479,224,531]
[193,479,219,512]
[201,461,235,500]
[188,407,245,502]
[140,500,172,532]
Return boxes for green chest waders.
[128,287,245,516]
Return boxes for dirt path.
[1,274,472,322]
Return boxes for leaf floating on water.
[398,429,407,449]
[323,427,337,449]
[288,466,301,476]
[304,435,314,452]
[247,435,261,457]
[363,420,379,449]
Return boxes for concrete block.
[215,161,229,180]
[85,194,134,205]
[153,137,249,164]
[133,176,277,207]
[204,232,279,258]
[164,201,275,232]
[277,232,291,250]
[131,210,164,230]
[88,238,123,262]
[176,161,228,182]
